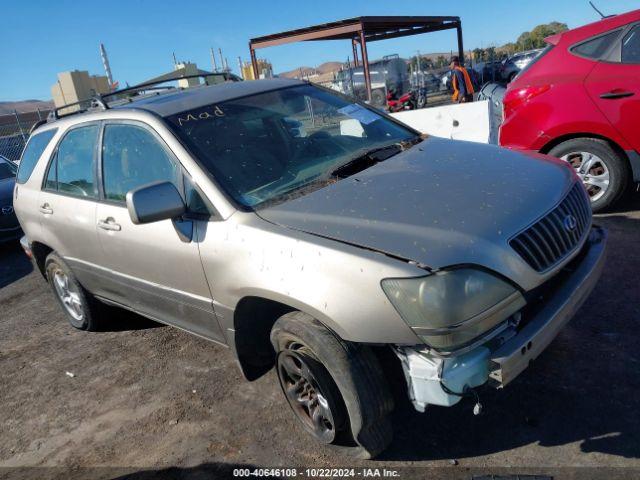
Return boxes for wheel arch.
[30,241,53,278]
[232,295,316,381]
[540,132,629,162]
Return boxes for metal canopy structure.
[249,16,464,101]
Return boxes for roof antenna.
[589,1,607,18]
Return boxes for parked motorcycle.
[386,87,427,112]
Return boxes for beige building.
[51,70,111,108]
[241,59,273,80]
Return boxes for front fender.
[196,213,424,346]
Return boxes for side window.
[101,124,180,202]
[16,129,57,184]
[572,30,621,59]
[622,26,640,63]
[46,125,99,198]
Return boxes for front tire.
[271,311,394,459]
[45,252,105,331]
[548,138,629,212]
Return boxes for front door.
[585,24,640,153]
[95,121,223,342]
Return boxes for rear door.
[38,123,103,290]
[94,120,223,342]
[585,24,640,152]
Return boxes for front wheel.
[271,312,394,459]
[548,138,629,212]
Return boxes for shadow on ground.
[110,462,277,480]
[0,241,32,289]
[98,306,165,333]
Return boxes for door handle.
[97,217,122,231]
[39,203,53,214]
[600,90,635,100]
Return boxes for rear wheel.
[548,138,629,212]
[45,252,105,331]
[271,311,394,458]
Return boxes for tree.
[516,22,568,51]
[473,48,486,62]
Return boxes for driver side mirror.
[126,181,186,225]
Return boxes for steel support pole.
[456,23,465,65]
[351,39,359,67]
[359,29,372,102]
[249,45,259,80]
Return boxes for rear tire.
[271,311,394,459]
[548,138,629,212]
[45,252,105,331]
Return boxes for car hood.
[257,137,576,291]
[0,177,15,204]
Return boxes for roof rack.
[100,72,240,101]
[47,72,241,123]
[47,96,109,121]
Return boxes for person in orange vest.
[450,56,475,103]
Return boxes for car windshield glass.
[0,161,17,180]
[165,84,417,208]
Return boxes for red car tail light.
[503,84,551,119]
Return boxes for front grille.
[510,183,591,272]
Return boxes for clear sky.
[1,0,637,101]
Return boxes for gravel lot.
[1,194,639,480]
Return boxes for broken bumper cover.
[19,236,32,258]
[489,225,607,387]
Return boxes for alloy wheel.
[561,151,610,202]
[276,346,340,443]
[52,269,84,321]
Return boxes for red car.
[500,9,640,211]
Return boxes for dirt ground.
[1,194,639,480]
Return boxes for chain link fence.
[0,109,50,162]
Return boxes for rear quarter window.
[16,129,57,184]
[571,30,621,59]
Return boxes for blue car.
[0,155,21,244]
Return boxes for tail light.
[503,84,551,119]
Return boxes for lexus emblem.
[563,214,577,232]
[1,206,13,215]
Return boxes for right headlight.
[381,268,525,352]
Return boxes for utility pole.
[210,47,218,72]
[218,48,224,72]
[99,43,114,89]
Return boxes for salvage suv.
[14,78,607,458]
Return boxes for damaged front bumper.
[396,225,608,411]
[489,225,607,387]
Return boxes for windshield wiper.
[330,141,414,179]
